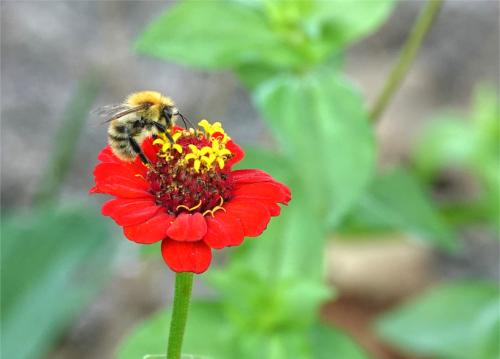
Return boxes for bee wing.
[91,103,149,124]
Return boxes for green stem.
[167,272,194,359]
[34,72,100,206]
[370,0,444,121]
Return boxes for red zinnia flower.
[91,120,291,273]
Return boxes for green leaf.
[412,84,500,230]
[118,301,231,359]
[340,168,457,251]
[205,189,332,339]
[119,300,367,359]
[136,1,300,70]
[34,74,100,205]
[234,146,291,183]
[1,203,113,359]
[233,148,328,281]
[255,68,375,225]
[311,0,395,50]
[310,323,368,359]
[413,115,474,180]
[136,0,394,73]
[376,281,500,359]
[208,264,330,334]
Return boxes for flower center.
[147,120,234,216]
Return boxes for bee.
[94,91,186,165]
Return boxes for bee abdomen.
[107,129,135,161]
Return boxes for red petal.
[166,213,207,242]
[98,146,121,164]
[97,146,147,175]
[141,137,159,164]
[231,169,275,184]
[203,212,244,249]
[233,182,291,205]
[161,239,212,274]
[94,162,145,180]
[93,163,151,198]
[102,198,161,226]
[225,140,245,167]
[224,199,271,237]
[123,212,173,244]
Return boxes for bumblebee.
[95,91,184,164]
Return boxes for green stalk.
[167,272,194,359]
[33,72,100,206]
[370,0,444,121]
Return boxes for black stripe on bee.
[109,134,128,141]
[114,125,127,134]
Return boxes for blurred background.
[1,1,499,359]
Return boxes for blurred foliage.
[371,85,500,359]
[126,1,499,359]
[376,282,500,359]
[129,0,397,357]
[119,301,368,359]
[254,68,374,226]
[34,75,100,205]
[412,85,500,230]
[1,75,114,359]
[339,168,457,251]
[1,204,112,359]
[136,0,394,73]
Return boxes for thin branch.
[370,0,445,122]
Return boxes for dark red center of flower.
[146,129,234,216]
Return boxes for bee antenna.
[179,113,195,129]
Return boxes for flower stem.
[370,0,444,122]
[167,272,194,359]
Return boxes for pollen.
[147,120,235,216]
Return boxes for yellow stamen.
[176,199,202,212]
[194,159,201,172]
[202,197,226,217]
[173,144,183,153]
[154,120,232,172]
[216,157,225,169]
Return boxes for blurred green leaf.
[119,300,367,359]
[238,190,327,280]
[255,68,375,225]
[413,115,473,179]
[136,0,394,72]
[209,264,330,334]
[1,204,113,359]
[310,323,368,359]
[310,0,395,52]
[234,148,327,280]
[340,168,457,251]
[413,85,499,229]
[34,74,100,205]
[376,281,500,359]
[136,1,301,70]
[118,301,230,359]
[234,146,291,183]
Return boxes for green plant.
[120,0,396,357]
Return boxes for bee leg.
[128,136,151,166]
[153,122,174,144]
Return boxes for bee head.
[162,106,175,127]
